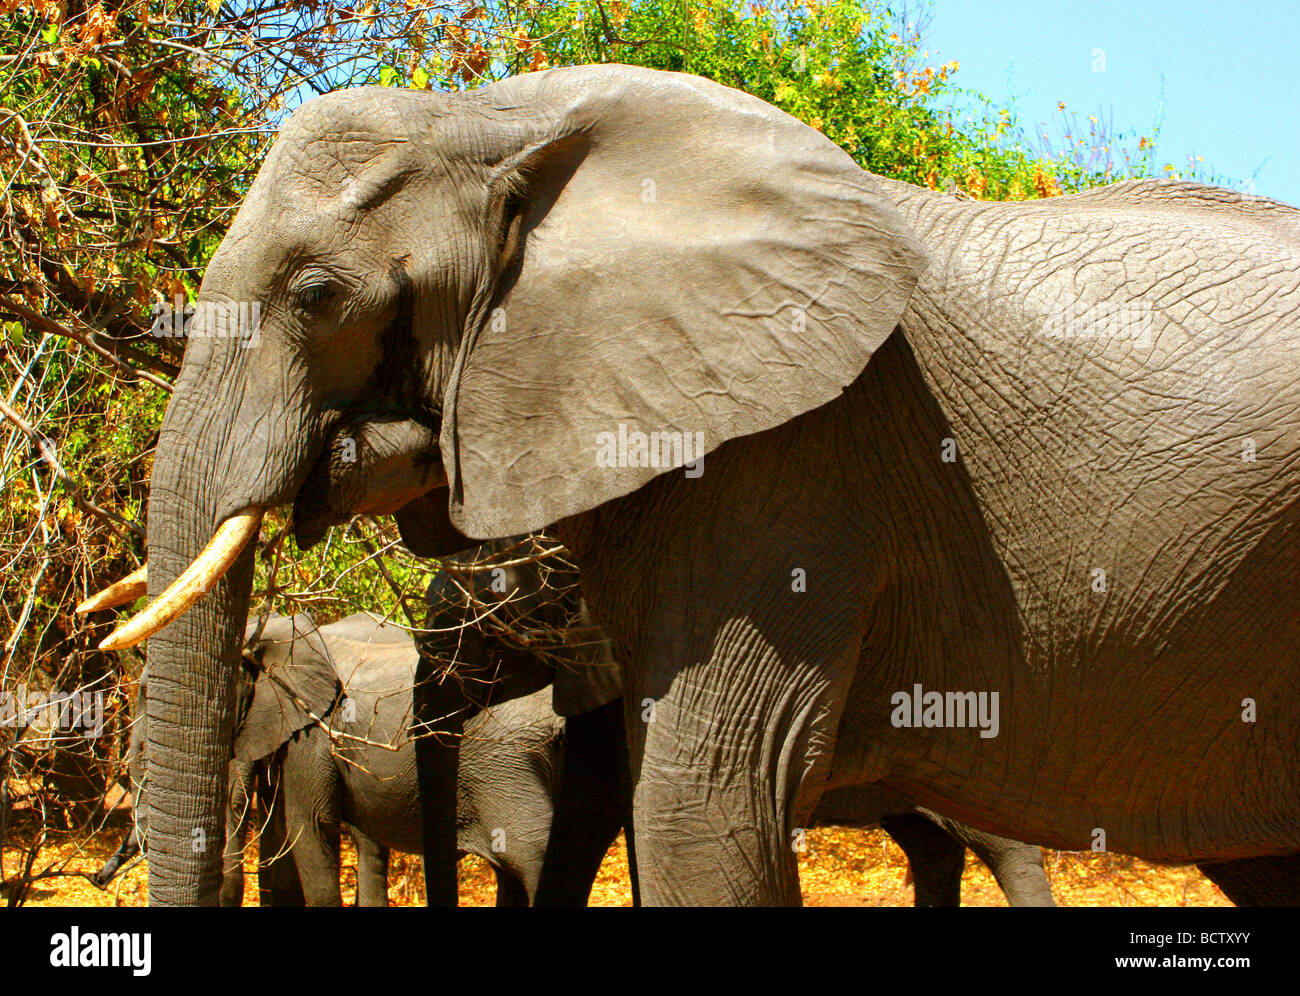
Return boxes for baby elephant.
[101,613,586,906]
[252,612,573,906]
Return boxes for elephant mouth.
[290,413,446,550]
[83,413,447,650]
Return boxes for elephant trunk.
[142,425,256,905]
[94,826,141,887]
[139,342,321,905]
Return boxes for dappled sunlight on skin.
[5,824,1230,907]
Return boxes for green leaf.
[379,64,400,88]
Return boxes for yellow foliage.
[1032,164,1063,198]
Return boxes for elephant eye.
[294,282,335,311]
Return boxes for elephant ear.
[443,64,927,538]
[234,613,341,762]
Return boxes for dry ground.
[3,822,1232,907]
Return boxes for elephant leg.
[352,829,390,907]
[285,811,342,906]
[616,699,641,908]
[256,760,304,906]
[880,812,965,907]
[965,837,1054,907]
[220,835,246,907]
[562,405,875,906]
[493,866,531,907]
[283,734,344,907]
[625,620,860,906]
[219,759,255,907]
[1198,853,1300,906]
[413,648,463,908]
[926,810,1055,907]
[534,698,626,906]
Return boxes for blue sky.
[919,0,1299,204]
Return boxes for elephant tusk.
[98,507,264,651]
[75,564,149,613]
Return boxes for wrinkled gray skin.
[105,615,578,905]
[423,539,1051,906]
[140,64,1300,905]
[95,624,329,906]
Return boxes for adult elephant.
[90,65,1300,905]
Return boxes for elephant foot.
[880,812,965,907]
[1198,853,1300,906]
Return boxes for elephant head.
[233,613,342,764]
[95,64,926,902]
